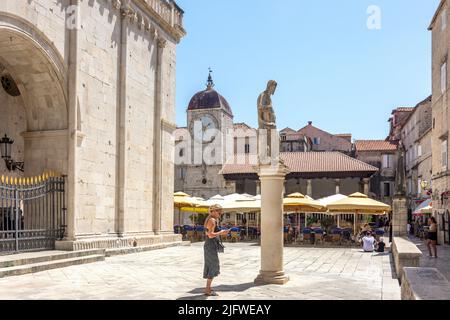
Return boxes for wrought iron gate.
[0,173,66,254]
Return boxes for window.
[418,145,422,158]
[418,179,422,195]
[442,9,447,31]
[245,144,250,154]
[384,183,391,197]
[281,135,287,142]
[407,179,412,194]
[179,148,184,157]
[441,61,447,94]
[443,140,448,169]
[313,137,320,145]
[382,154,392,168]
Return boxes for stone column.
[116,5,133,236]
[65,0,80,241]
[255,163,290,285]
[152,37,167,235]
[306,179,313,197]
[392,195,408,237]
[256,180,261,195]
[363,178,370,195]
[334,179,341,195]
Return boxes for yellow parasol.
[221,194,261,213]
[283,193,327,237]
[174,192,206,225]
[174,192,195,207]
[327,192,391,235]
[283,193,327,213]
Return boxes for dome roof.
[187,71,233,116]
[188,88,233,115]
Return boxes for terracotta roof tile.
[392,107,415,114]
[221,152,379,175]
[355,140,398,152]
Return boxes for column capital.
[112,0,121,10]
[157,37,168,49]
[121,6,137,23]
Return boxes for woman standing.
[203,205,230,296]
[427,217,438,258]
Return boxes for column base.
[254,271,289,285]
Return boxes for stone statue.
[257,80,278,158]
[395,140,407,196]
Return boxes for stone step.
[0,254,105,278]
[106,241,190,257]
[0,249,105,269]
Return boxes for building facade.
[429,0,450,245]
[0,0,185,251]
[297,122,353,155]
[400,96,433,217]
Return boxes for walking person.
[203,205,230,296]
[427,217,438,258]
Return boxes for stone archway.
[0,21,68,177]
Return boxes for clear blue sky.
[175,0,440,140]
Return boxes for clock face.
[193,115,217,142]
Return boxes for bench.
[401,267,450,300]
[391,237,422,282]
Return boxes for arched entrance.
[0,17,69,252]
[0,22,68,178]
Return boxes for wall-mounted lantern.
[0,134,24,172]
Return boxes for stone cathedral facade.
[0,0,185,250]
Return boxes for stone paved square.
[0,243,400,300]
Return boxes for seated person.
[362,231,376,253]
[376,238,386,253]
[360,223,371,236]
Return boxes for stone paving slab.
[0,243,400,300]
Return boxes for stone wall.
[285,178,362,199]
[401,267,450,300]
[391,237,422,282]
[0,0,185,249]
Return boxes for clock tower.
[176,70,234,199]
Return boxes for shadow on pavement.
[372,252,390,257]
[187,282,263,295]
[177,294,209,301]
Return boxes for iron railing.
[0,172,66,254]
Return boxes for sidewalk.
[408,236,450,281]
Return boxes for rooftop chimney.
[308,121,313,125]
